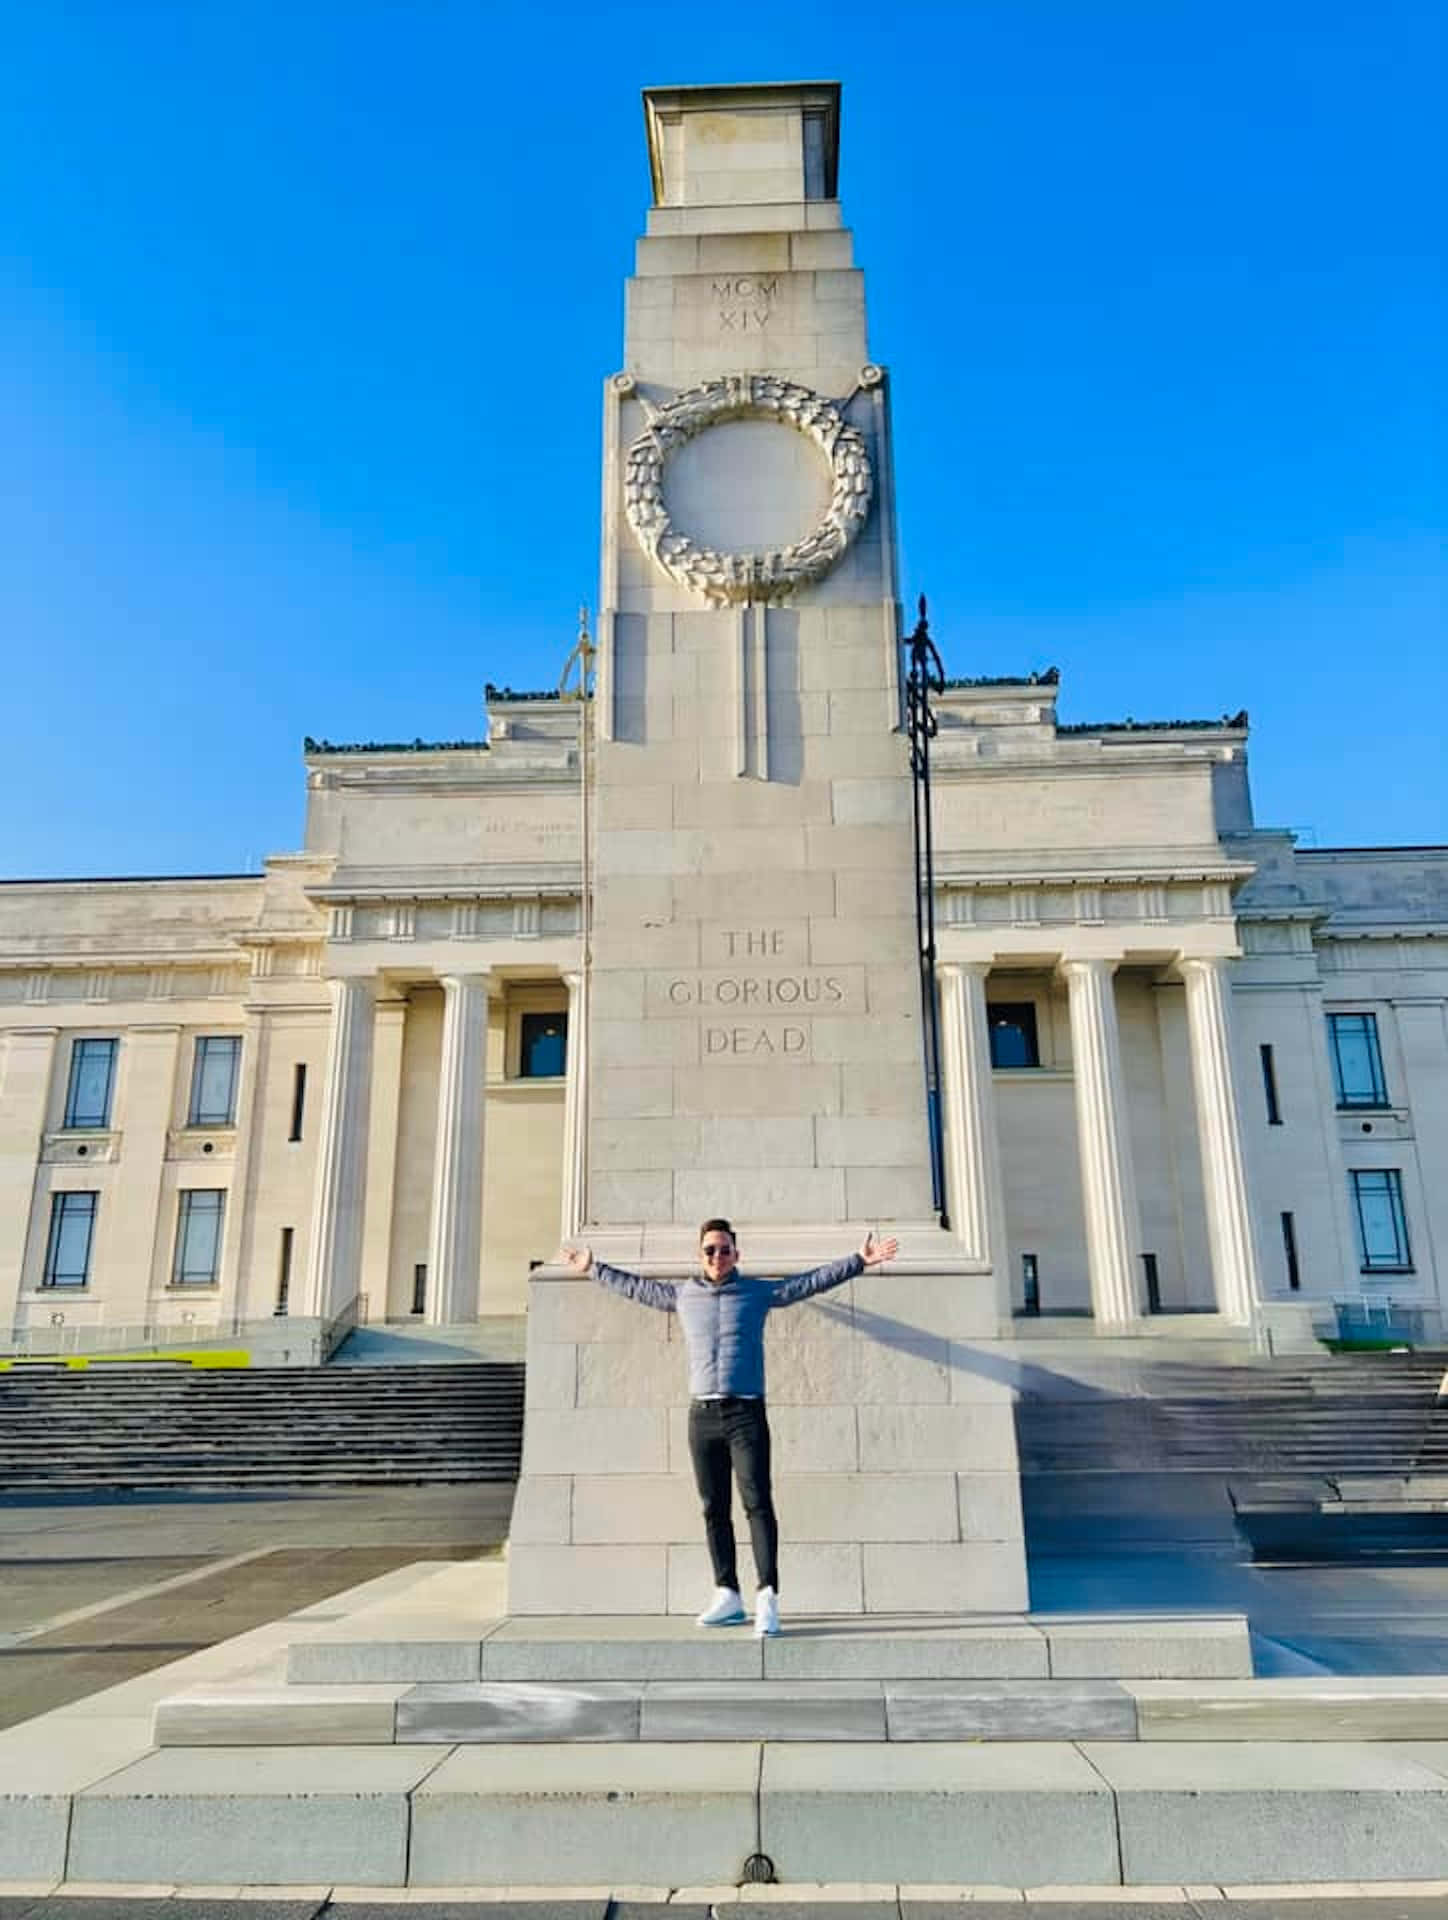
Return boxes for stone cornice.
[307,866,581,906]
[931,745,1239,777]
[935,858,1254,889]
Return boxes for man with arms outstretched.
[561,1219,899,1637]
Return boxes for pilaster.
[0,1029,57,1320]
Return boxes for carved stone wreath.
[622,373,873,606]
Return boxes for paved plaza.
[0,1486,510,1728]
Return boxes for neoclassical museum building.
[3,83,1446,1361]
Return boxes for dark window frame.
[1328,1012,1389,1110]
[1259,1043,1283,1126]
[188,1035,241,1128]
[987,1002,1040,1070]
[1281,1210,1301,1290]
[1349,1168,1413,1273]
[63,1037,117,1130]
[518,1009,568,1079]
[288,1063,307,1143]
[172,1188,226,1287]
[43,1190,97,1288]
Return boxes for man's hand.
[559,1245,594,1276]
[860,1231,899,1267]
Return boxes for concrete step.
[153,1670,1448,1750]
[51,1737,1448,1888]
[286,1611,1253,1685]
[154,1676,1143,1746]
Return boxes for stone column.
[938,962,1007,1270]
[425,972,490,1325]
[1180,956,1261,1325]
[559,969,587,1240]
[304,977,376,1320]
[359,994,408,1315]
[1063,957,1143,1326]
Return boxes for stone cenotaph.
[508,83,1027,1616]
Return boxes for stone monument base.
[507,1222,1028,1616]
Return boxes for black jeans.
[687,1396,779,1594]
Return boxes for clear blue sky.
[3,0,1442,876]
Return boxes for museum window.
[172,1188,225,1287]
[988,1003,1039,1070]
[518,1010,567,1079]
[63,1037,117,1130]
[1259,1044,1282,1125]
[1349,1169,1413,1274]
[1327,1012,1388,1110]
[288,1064,307,1142]
[1280,1211,1301,1291]
[43,1191,96,1288]
[802,109,829,198]
[189,1035,240,1127]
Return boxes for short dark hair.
[698,1217,736,1246]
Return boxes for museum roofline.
[0,873,258,886]
[303,736,491,755]
[1058,712,1249,735]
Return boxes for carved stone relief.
[621,372,874,605]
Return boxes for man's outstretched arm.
[770,1231,900,1308]
[559,1245,678,1312]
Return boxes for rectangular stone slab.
[1085,1739,1448,1883]
[397,1681,642,1742]
[760,1741,1118,1885]
[288,1634,486,1684]
[68,1745,450,1886]
[154,1683,405,1746]
[1040,1614,1252,1678]
[641,1680,885,1741]
[884,1679,1136,1741]
[410,1742,759,1887]
[764,1620,1048,1679]
[1129,1676,1448,1740]
[483,1615,762,1681]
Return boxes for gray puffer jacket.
[593,1255,863,1398]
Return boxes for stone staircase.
[21,1561,1447,1892]
[1018,1350,1448,1475]
[0,1360,525,1488]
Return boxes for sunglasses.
[700,1243,735,1257]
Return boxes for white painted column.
[304,977,376,1319]
[559,969,588,1240]
[938,961,1007,1271]
[425,972,490,1325]
[1180,956,1261,1326]
[1063,957,1143,1326]
[359,994,408,1316]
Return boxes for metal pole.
[903,595,947,1227]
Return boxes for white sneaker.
[754,1586,780,1637]
[696,1586,746,1628]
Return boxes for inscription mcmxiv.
[712,275,777,333]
